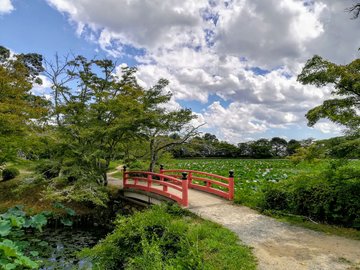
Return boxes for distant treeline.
[170,133,360,159]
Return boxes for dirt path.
[107,165,123,187]
[187,190,360,270]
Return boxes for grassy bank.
[80,204,257,270]
[0,159,115,216]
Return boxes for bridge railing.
[160,165,234,200]
[123,167,189,207]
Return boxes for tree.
[0,46,49,165]
[140,79,199,171]
[270,137,288,157]
[297,55,360,134]
[238,142,252,157]
[46,56,146,185]
[286,139,301,155]
[214,141,239,157]
[250,139,272,158]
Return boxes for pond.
[26,226,108,269]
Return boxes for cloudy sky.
[1,0,359,143]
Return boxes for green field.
[166,159,307,206]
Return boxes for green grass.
[81,204,257,270]
[110,171,123,179]
[266,211,360,240]
[107,160,122,172]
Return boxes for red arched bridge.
[122,165,234,207]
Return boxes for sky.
[1,0,359,143]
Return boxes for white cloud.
[45,0,358,142]
[0,0,14,14]
[313,121,343,134]
[46,0,207,51]
[31,75,52,96]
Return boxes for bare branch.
[346,3,360,19]
[157,123,205,151]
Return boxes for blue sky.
[1,0,359,143]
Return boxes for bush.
[2,167,20,181]
[262,162,360,228]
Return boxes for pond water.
[26,226,108,269]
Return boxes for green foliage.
[80,204,256,270]
[35,160,61,180]
[249,139,272,158]
[52,202,76,226]
[1,168,19,181]
[173,134,305,159]
[140,78,198,171]
[0,206,50,269]
[45,56,148,186]
[0,46,49,166]
[44,179,110,207]
[298,55,360,134]
[326,136,360,159]
[288,136,360,163]
[262,161,360,228]
[288,144,326,165]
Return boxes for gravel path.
[187,190,360,270]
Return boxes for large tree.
[140,79,199,171]
[45,56,147,185]
[0,46,49,165]
[297,55,360,134]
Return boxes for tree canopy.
[297,55,360,135]
[0,46,49,165]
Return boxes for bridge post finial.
[160,164,164,170]
[229,170,234,178]
[123,165,127,171]
[181,172,188,180]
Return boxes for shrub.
[262,162,360,228]
[262,185,288,211]
[2,167,20,181]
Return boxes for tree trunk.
[103,159,110,186]
[149,138,157,172]
[103,171,108,186]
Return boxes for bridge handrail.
[160,168,234,200]
[123,170,189,206]
[161,169,230,181]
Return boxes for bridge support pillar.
[228,170,234,200]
